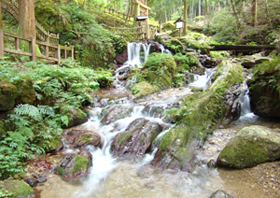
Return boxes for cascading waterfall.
[127,42,151,66]
[238,82,256,119]
[188,67,217,90]
[113,42,169,89]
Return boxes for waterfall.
[239,82,256,119]
[127,42,151,66]
[188,67,216,90]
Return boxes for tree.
[183,0,187,36]
[252,0,257,26]
[0,0,2,29]
[0,0,4,57]
[19,0,36,38]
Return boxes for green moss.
[162,21,176,32]
[179,37,210,54]
[118,131,135,146]
[158,61,245,165]
[219,139,268,169]
[82,45,116,69]
[132,81,156,98]
[73,155,89,174]
[165,39,185,54]
[13,75,36,105]
[0,79,17,111]
[57,166,66,176]
[0,180,34,198]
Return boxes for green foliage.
[0,59,114,178]
[34,0,126,68]
[0,104,61,178]
[250,56,280,100]
[165,39,185,54]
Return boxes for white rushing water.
[188,67,216,90]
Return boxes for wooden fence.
[0,30,73,64]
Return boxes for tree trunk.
[183,0,188,36]
[164,0,167,22]
[252,0,257,26]
[205,0,209,27]
[126,0,132,24]
[265,0,271,26]
[0,0,3,29]
[198,0,201,17]
[230,0,240,25]
[19,0,36,38]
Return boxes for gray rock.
[217,125,280,169]
[111,118,163,156]
[209,190,234,198]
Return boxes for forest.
[0,0,280,197]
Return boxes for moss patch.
[0,79,17,111]
[0,180,34,198]
[132,81,156,98]
[73,155,89,174]
[165,39,185,54]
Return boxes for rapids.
[36,43,278,198]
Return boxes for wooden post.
[146,18,149,39]
[15,37,20,51]
[71,46,74,59]
[64,46,67,59]
[30,37,36,62]
[0,29,4,57]
[57,45,60,64]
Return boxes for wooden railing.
[0,31,73,64]
[2,0,59,45]
[105,8,134,23]
[108,26,143,39]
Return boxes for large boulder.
[0,79,17,111]
[216,125,280,169]
[111,118,163,156]
[0,180,34,198]
[56,154,90,179]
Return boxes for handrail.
[1,31,74,64]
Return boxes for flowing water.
[37,44,278,198]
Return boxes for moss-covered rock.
[63,129,101,148]
[162,21,176,32]
[13,75,36,105]
[82,44,116,69]
[216,125,280,169]
[59,105,88,128]
[0,180,34,198]
[179,33,211,54]
[0,79,17,111]
[185,52,200,66]
[111,118,163,156]
[132,81,156,98]
[152,60,244,170]
[165,39,185,54]
[57,154,90,179]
